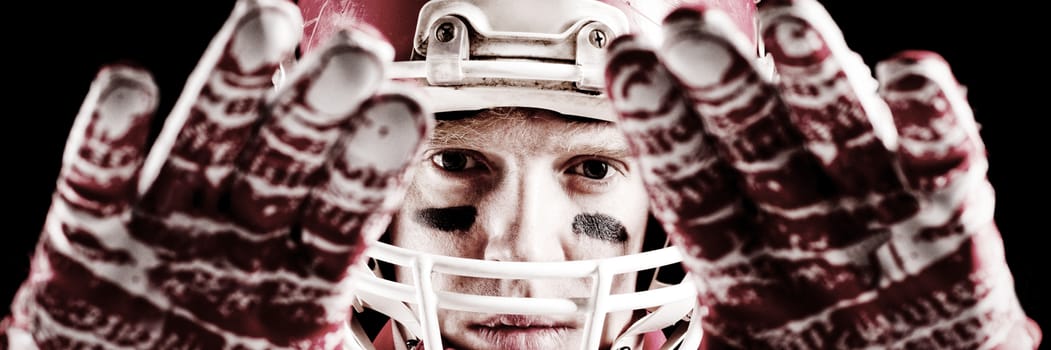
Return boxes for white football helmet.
[296,1,761,349]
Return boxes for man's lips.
[474,315,575,329]
[468,315,576,350]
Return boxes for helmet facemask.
[293,0,762,349]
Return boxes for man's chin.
[443,327,578,350]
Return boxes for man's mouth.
[469,315,575,350]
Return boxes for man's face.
[389,108,651,350]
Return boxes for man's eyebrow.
[427,117,634,159]
[426,133,632,159]
[560,141,633,159]
[427,127,490,150]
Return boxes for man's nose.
[482,166,567,263]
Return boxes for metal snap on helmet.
[296,1,759,349]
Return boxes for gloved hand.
[604,0,1042,348]
[2,0,430,348]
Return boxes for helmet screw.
[435,22,455,42]
[588,29,607,49]
[405,339,420,349]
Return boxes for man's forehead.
[429,108,629,156]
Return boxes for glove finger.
[19,65,160,349]
[136,0,301,218]
[126,31,395,340]
[760,0,904,198]
[56,64,157,217]
[877,51,983,194]
[662,6,851,252]
[227,28,390,235]
[605,34,758,311]
[299,83,433,283]
[871,51,1039,349]
[656,7,907,344]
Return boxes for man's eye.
[431,151,478,172]
[571,159,611,180]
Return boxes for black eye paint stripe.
[572,213,628,243]
[415,206,477,232]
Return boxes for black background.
[4,0,1046,340]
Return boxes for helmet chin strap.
[392,323,418,350]
[611,279,705,350]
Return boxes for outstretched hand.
[4,0,430,348]
[605,0,1040,348]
